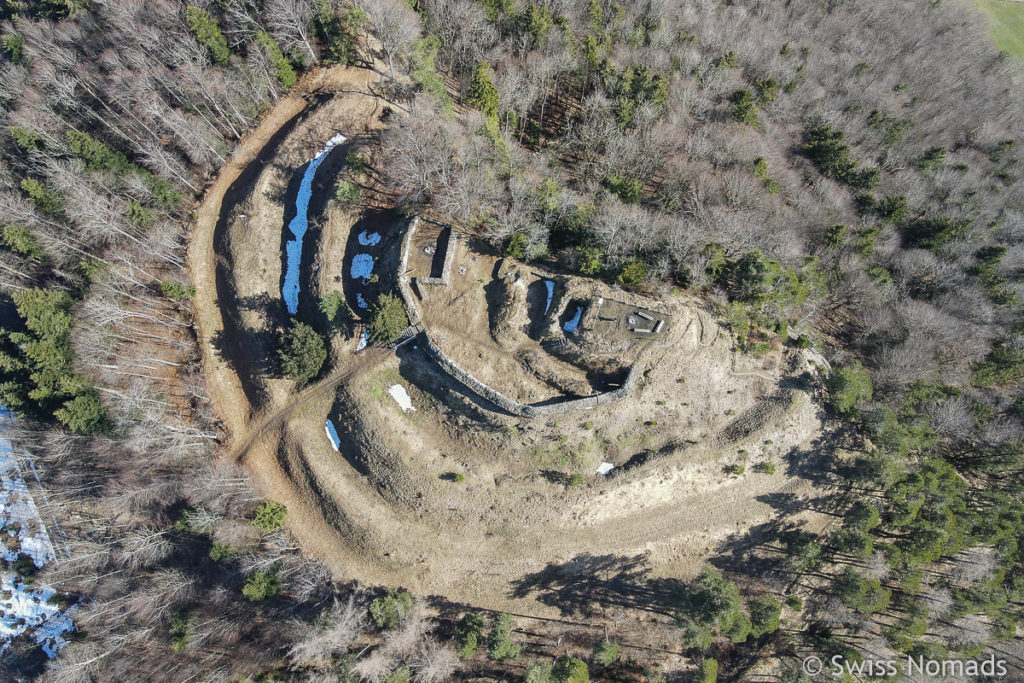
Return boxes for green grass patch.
[976,0,1024,58]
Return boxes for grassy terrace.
[976,0,1024,58]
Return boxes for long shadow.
[394,343,508,429]
[508,553,685,619]
[213,93,331,409]
[708,378,851,582]
[209,293,282,382]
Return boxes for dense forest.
[0,0,1022,680]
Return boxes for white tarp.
[388,385,416,412]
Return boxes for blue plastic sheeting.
[324,419,342,451]
[563,306,583,333]
[356,293,369,309]
[358,231,381,246]
[544,280,554,315]
[351,253,374,282]
[355,330,370,351]
[282,133,347,315]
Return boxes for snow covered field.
[0,412,72,658]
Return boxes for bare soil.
[190,63,837,618]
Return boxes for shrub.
[730,89,760,128]
[725,464,744,476]
[552,656,589,682]
[698,658,718,683]
[748,595,781,637]
[335,179,361,206]
[524,662,554,683]
[827,361,872,417]
[785,594,803,610]
[367,293,410,343]
[319,291,350,328]
[369,589,415,629]
[160,281,195,300]
[55,393,108,435]
[20,178,62,216]
[904,216,970,251]
[487,613,521,661]
[277,322,327,383]
[591,640,620,666]
[251,501,287,532]
[456,612,484,658]
[441,471,465,482]
[185,6,231,67]
[503,232,529,259]
[567,473,584,487]
[255,31,296,88]
[753,462,775,475]
[243,568,281,602]
[617,258,646,286]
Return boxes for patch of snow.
[350,253,374,282]
[596,462,615,475]
[0,411,71,658]
[543,280,554,315]
[357,230,381,246]
[387,385,416,413]
[36,608,73,658]
[324,420,341,451]
[563,306,583,333]
[356,293,369,309]
[282,134,347,314]
[355,330,369,351]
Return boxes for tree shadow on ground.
[209,291,284,409]
[508,553,685,619]
[393,343,512,428]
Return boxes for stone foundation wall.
[396,218,640,417]
[416,228,458,286]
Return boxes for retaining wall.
[397,216,422,325]
[422,333,640,417]
[396,218,640,417]
[417,228,458,286]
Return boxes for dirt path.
[226,348,388,463]
[188,66,376,444]
[190,90,310,440]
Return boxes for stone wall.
[416,227,458,286]
[397,216,422,325]
[422,333,640,418]
[396,218,640,418]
